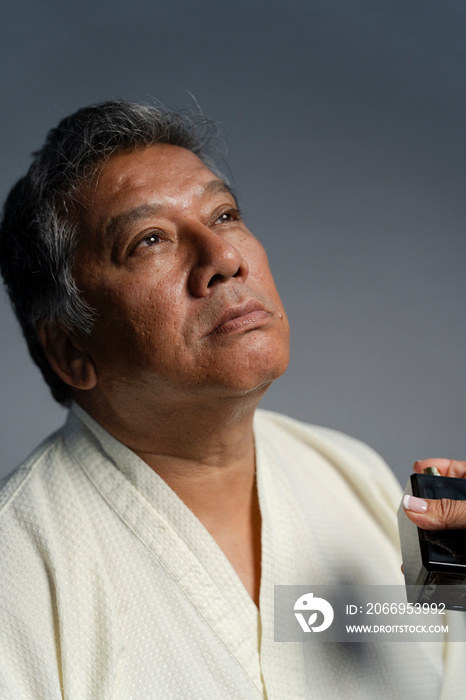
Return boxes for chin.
[215,348,290,396]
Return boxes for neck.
[76,388,264,606]
[75,387,265,517]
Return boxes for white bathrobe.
[0,405,463,699]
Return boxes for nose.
[186,223,249,298]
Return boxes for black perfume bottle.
[398,468,466,610]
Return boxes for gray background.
[1,0,465,484]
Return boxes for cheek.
[248,243,284,301]
[247,242,290,342]
[85,277,183,361]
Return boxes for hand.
[403,459,466,529]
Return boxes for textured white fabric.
[0,406,464,699]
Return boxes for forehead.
[87,144,222,209]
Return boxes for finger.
[413,459,466,479]
[403,495,466,530]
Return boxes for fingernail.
[403,495,428,513]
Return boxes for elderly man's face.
[72,144,289,406]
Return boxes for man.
[0,100,464,699]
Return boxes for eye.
[137,232,163,249]
[130,231,164,256]
[214,208,242,225]
[141,233,162,247]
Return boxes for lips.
[207,299,272,336]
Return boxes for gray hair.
[0,100,229,405]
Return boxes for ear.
[38,322,98,391]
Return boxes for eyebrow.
[202,179,238,203]
[104,179,238,243]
